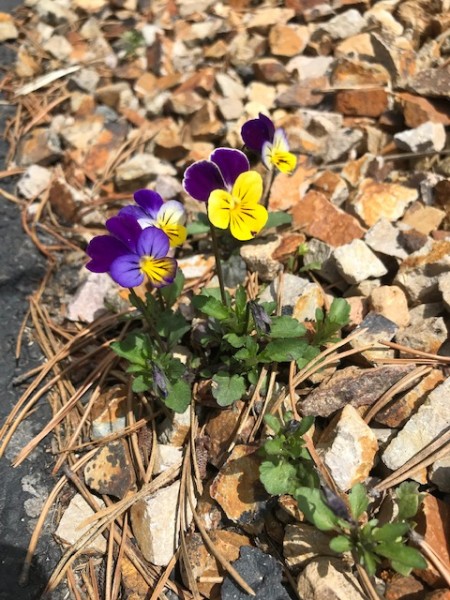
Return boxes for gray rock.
[71,68,100,93]
[258,273,310,314]
[301,364,415,417]
[303,238,341,284]
[322,128,364,164]
[382,377,450,482]
[221,546,291,600]
[66,271,117,323]
[438,272,450,313]
[297,558,366,600]
[429,455,450,493]
[394,122,446,154]
[395,316,447,356]
[365,218,408,260]
[334,239,388,284]
[348,312,398,364]
[240,236,283,282]
[115,153,176,190]
[319,9,366,40]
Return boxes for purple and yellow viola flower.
[86,214,177,288]
[119,189,187,247]
[182,148,268,241]
[241,113,297,174]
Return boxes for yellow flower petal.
[208,190,232,230]
[271,150,297,173]
[159,223,187,247]
[232,171,263,206]
[140,256,176,287]
[262,130,297,173]
[229,203,268,241]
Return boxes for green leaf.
[395,482,424,522]
[192,295,232,320]
[234,285,248,316]
[259,459,297,495]
[157,311,190,348]
[111,332,151,366]
[376,542,427,570]
[186,212,210,235]
[349,483,370,521]
[270,316,307,338]
[263,414,282,435]
[295,415,315,437]
[224,333,248,349]
[262,438,284,456]
[300,261,322,273]
[266,211,292,229]
[259,338,308,363]
[160,270,185,307]
[329,535,352,553]
[360,548,379,576]
[373,522,410,543]
[164,380,191,413]
[131,374,151,393]
[296,345,321,369]
[295,487,339,531]
[328,297,350,326]
[211,372,246,406]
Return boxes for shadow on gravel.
[0,543,47,600]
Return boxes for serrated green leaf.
[373,522,410,542]
[259,459,297,495]
[192,294,232,320]
[263,414,282,434]
[349,483,370,521]
[164,380,191,413]
[270,316,307,339]
[211,372,246,406]
[329,535,353,553]
[295,487,339,531]
[296,345,321,369]
[259,338,308,363]
[266,211,292,229]
[376,542,427,570]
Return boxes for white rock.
[131,480,195,566]
[382,378,450,482]
[71,68,100,93]
[43,35,73,61]
[293,283,325,322]
[218,97,244,121]
[115,153,176,189]
[153,443,183,475]
[0,15,18,42]
[322,128,364,163]
[286,55,334,80]
[297,557,366,600]
[429,455,450,493]
[35,0,77,24]
[318,405,378,491]
[334,239,388,284]
[258,272,310,310]
[320,9,366,40]
[55,494,106,554]
[66,271,117,323]
[215,72,246,100]
[17,165,52,200]
[284,524,338,571]
[394,122,446,153]
[158,406,191,446]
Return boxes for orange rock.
[210,445,266,525]
[269,23,308,57]
[291,190,366,247]
[401,202,446,235]
[396,92,450,127]
[351,178,418,227]
[205,401,254,467]
[335,89,389,117]
[331,58,390,87]
[84,440,135,499]
[310,170,348,205]
[272,233,306,262]
[269,156,317,211]
[416,494,450,587]
[385,574,425,600]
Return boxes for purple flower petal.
[241,113,275,153]
[133,189,164,218]
[106,214,142,252]
[110,255,144,288]
[210,148,249,190]
[86,235,128,273]
[119,205,148,221]
[183,160,224,202]
[136,227,170,259]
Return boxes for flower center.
[139,255,156,277]
[229,195,240,210]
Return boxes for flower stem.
[128,288,165,351]
[209,223,228,306]
[262,169,276,209]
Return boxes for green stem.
[209,223,228,306]
[128,288,165,351]
[156,289,165,311]
[262,168,276,209]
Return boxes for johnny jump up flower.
[182,147,268,241]
[241,113,297,174]
[86,214,177,288]
[119,189,187,247]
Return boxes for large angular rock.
[351,179,418,227]
[382,378,450,482]
[297,558,366,600]
[301,365,416,417]
[284,523,337,571]
[55,494,106,554]
[333,239,388,284]
[318,405,378,491]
